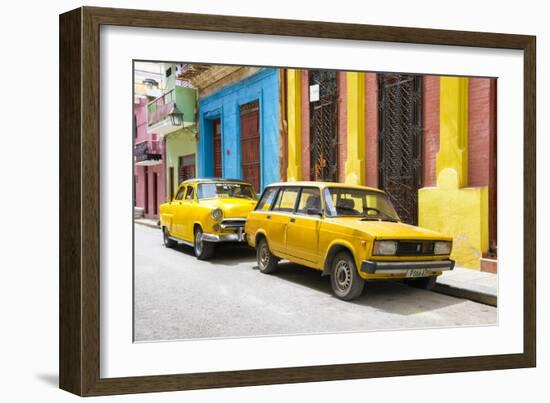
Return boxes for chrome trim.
[220,218,246,229]
[168,235,193,248]
[360,259,455,274]
[202,231,246,242]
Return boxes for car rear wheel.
[330,252,365,301]
[162,227,177,248]
[405,276,438,290]
[194,227,214,260]
[257,238,278,274]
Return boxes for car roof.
[180,177,252,185]
[264,181,384,193]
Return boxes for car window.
[323,187,399,221]
[185,185,194,200]
[174,186,186,201]
[296,188,322,215]
[256,187,278,211]
[272,187,299,213]
[197,182,256,200]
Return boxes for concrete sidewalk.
[133,219,497,306]
[134,218,160,230]
[434,267,497,306]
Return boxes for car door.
[285,187,322,264]
[175,184,195,242]
[250,186,279,238]
[267,187,300,255]
[169,185,185,238]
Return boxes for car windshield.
[324,187,400,221]
[197,183,256,200]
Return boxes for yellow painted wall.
[283,73,489,268]
[345,72,366,185]
[286,69,301,181]
[418,77,489,269]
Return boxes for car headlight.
[434,241,452,255]
[373,240,398,256]
[210,208,224,222]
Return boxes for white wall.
[0,1,546,402]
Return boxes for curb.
[134,220,160,230]
[433,283,497,307]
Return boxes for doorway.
[213,118,222,177]
[240,100,261,191]
[309,70,339,182]
[378,73,423,225]
[178,154,196,184]
[144,168,149,215]
[153,173,158,216]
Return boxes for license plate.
[406,269,430,278]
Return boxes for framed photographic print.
[59,6,536,396]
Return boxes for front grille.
[220,219,246,229]
[396,241,435,256]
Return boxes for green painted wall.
[175,86,197,125]
[165,127,197,197]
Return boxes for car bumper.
[202,229,246,243]
[360,259,455,274]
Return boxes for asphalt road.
[134,225,497,342]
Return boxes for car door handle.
[266,215,271,219]
[290,218,296,223]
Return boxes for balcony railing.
[134,140,162,165]
[147,89,176,126]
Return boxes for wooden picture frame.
[59,6,536,396]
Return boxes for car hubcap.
[259,244,269,268]
[334,260,352,291]
[195,231,203,255]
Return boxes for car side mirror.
[307,208,323,217]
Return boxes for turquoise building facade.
[197,68,280,190]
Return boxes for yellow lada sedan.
[160,178,258,260]
[245,182,454,300]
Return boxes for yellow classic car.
[245,182,454,300]
[160,178,258,259]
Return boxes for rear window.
[272,187,300,212]
[256,187,278,211]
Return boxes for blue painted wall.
[198,68,280,190]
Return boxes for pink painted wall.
[365,73,378,188]
[134,98,166,219]
[337,72,347,182]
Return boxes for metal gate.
[309,70,339,182]
[378,73,423,225]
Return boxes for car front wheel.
[330,251,365,301]
[257,238,278,274]
[194,227,214,260]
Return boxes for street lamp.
[168,104,184,126]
